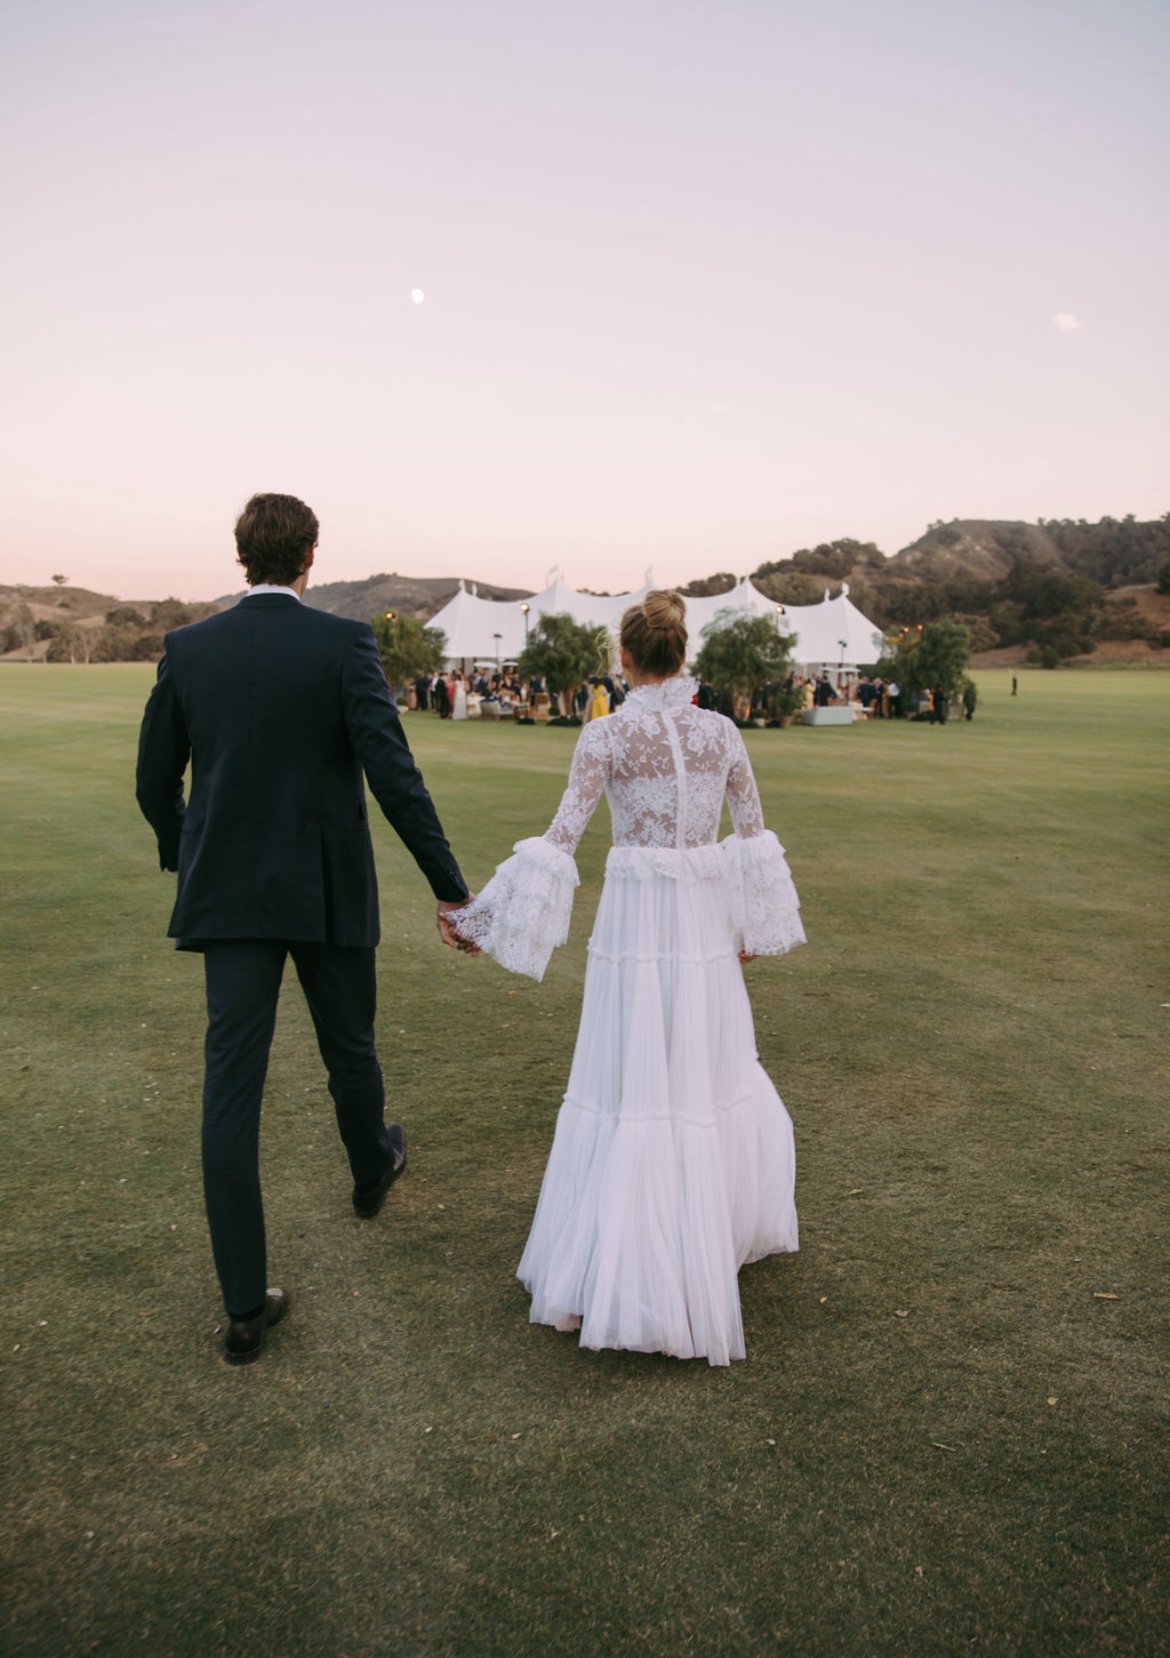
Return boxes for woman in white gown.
[453,592,805,1365]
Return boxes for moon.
[411,289,425,304]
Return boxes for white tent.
[770,586,886,672]
[679,576,776,639]
[525,575,654,631]
[426,577,884,673]
[422,582,524,662]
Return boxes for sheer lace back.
[546,676,766,855]
[452,673,804,979]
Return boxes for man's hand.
[437,897,479,953]
[738,950,757,964]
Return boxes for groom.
[136,493,471,1365]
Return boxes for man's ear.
[303,543,317,575]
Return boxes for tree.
[693,611,796,719]
[51,574,68,586]
[679,572,737,598]
[10,603,37,659]
[92,624,139,661]
[752,570,827,607]
[151,598,195,629]
[951,612,998,653]
[754,538,885,583]
[369,612,446,698]
[517,612,611,716]
[44,621,105,663]
[47,624,88,664]
[1003,557,1100,619]
[1157,562,1170,596]
[885,619,971,701]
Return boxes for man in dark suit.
[136,493,472,1365]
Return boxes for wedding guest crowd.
[403,664,974,728]
[853,676,903,717]
[407,663,976,727]
[408,667,546,717]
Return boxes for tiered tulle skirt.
[518,843,798,1366]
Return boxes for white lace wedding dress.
[454,675,805,1365]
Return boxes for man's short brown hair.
[234,493,319,586]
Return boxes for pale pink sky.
[2,0,1167,601]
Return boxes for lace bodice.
[545,676,766,854]
[451,674,804,978]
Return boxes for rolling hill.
[4,516,1167,665]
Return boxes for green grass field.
[2,667,1167,1657]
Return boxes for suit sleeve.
[342,628,469,902]
[135,644,190,872]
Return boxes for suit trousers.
[201,940,398,1318]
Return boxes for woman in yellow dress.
[588,679,610,721]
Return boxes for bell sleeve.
[451,720,610,980]
[721,726,806,957]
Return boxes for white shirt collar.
[243,584,302,601]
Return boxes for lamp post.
[774,602,787,648]
[379,613,398,699]
[774,602,787,654]
[520,602,530,649]
[774,602,792,681]
[493,632,502,675]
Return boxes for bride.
[453,591,805,1365]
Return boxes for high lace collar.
[621,674,699,714]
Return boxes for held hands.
[437,897,480,954]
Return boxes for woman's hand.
[437,898,480,953]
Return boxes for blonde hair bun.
[642,589,687,631]
[620,588,688,677]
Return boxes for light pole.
[520,602,530,649]
[380,613,398,699]
[774,602,787,654]
[493,632,502,676]
[774,602,791,682]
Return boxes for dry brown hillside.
[0,573,531,662]
[888,517,1168,588]
[0,585,215,663]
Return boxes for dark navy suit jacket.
[135,593,467,949]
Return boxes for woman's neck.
[623,665,674,689]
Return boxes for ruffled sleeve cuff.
[722,830,806,956]
[451,836,579,981]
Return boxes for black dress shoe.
[353,1129,407,1218]
[223,1288,290,1367]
